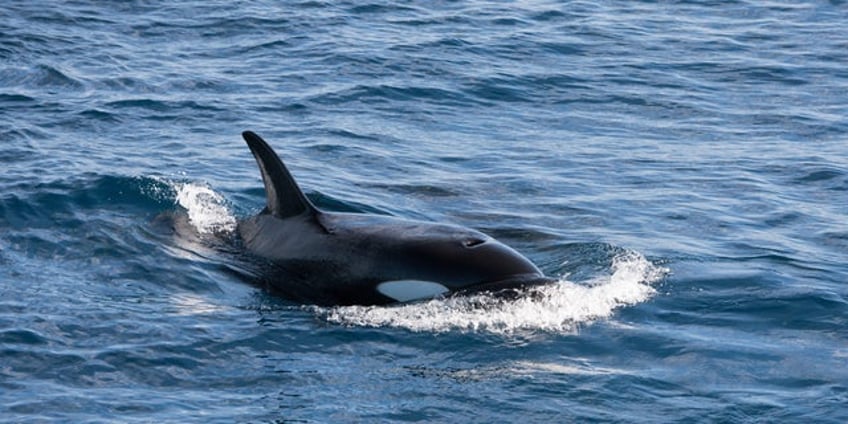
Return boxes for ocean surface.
[2,1,847,422]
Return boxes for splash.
[174,182,237,235]
[318,251,668,335]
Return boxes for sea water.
[1,1,846,422]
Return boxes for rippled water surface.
[2,1,847,422]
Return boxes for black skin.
[238,131,554,306]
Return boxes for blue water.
[2,1,847,422]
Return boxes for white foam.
[318,251,668,335]
[174,182,237,235]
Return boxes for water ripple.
[2,0,847,422]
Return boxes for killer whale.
[238,131,554,305]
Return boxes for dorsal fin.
[242,131,318,218]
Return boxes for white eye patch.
[376,280,449,302]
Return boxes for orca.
[237,131,554,305]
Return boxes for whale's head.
[340,217,552,303]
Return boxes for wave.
[0,64,84,90]
[0,174,174,224]
[316,250,668,335]
[103,98,224,113]
[308,83,480,107]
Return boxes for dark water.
[2,1,847,422]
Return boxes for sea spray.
[318,250,668,335]
[174,182,237,235]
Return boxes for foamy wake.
[174,182,237,235]
[319,251,668,335]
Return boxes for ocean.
[1,1,846,422]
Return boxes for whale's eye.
[462,238,486,248]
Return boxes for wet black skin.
[238,131,553,306]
